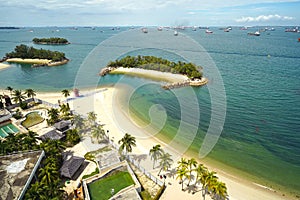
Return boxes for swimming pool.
[0,123,19,138]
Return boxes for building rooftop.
[39,129,64,141]
[54,120,71,132]
[0,150,45,200]
[60,156,85,179]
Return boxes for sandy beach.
[0,87,293,200]
[6,58,51,64]
[110,67,189,83]
[0,63,11,70]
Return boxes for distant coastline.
[33,37,70,45]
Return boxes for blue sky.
[0,0,299,26]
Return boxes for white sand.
[6,58,51,64]
[0,87,292,200]
[112,67,189,83]
[0,63,10,70]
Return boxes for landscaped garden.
[21,111,44,128]
[88,171,135,200]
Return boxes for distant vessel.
[248,31,260,36]
[174,31,178,36]
[141,28,148,33]
[157,27,163,31]
[224,28,230,32]
[205,29,213,34]
[285,27,298,32]
[298,38,300,42]
[192,26,197,31]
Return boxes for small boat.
[157,27,163,31]
[174,31,178,36]
[248,31,260,36]
[285,27,298,32]
[298,38,300,42]
[205,29,213,34]
[224,28,230,32]
[141,28,148,33]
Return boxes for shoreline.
[0,87,297,199]
[5,58,69,66]
[106,67,208,88]
[0,63,10,70]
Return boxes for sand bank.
[110,67,189,83]
[5,58,69,66]
[6,58,51,64]
[0,63,10,70]
[0,87,293,200]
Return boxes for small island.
[2,44,69,67]
[33,37,70,45]
[100,55,208,89]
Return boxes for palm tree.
[39,164,59,185]
[91,125,105,143]
[61,89,70,98]
[87,111,97,126]
[24,88,36,101]
[195,163,207,187]
[176,167,189,191]
[149,144,164,169]
[177,157,188,170]
[158,152,173,176]
[118,133,136,156]
[72,114,85,132]
[187,158,198,186]
[12,89,25,104]
[6,86,13,96]
[47,108,59,125]
[211,181,228,200]
[201,170,218,200]
[59,103,71,118]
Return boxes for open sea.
[0,26,299,196]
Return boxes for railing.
[126,155,164,187]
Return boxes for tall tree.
[118,133,136,156]
[201,170,218,200]
[212,181,228,200]
[91,125,105,143]
[24,88,36,100]
[158,152,173,176]
[149,144,164,169]
[12,89,25,104]
[176,167,190,191]
[47,108,60,125]
[61,89,70,98]
[87,111,97,126]
[187,158,198,186]
[72,114,85,132]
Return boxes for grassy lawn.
[21,112,44,128]
[88,171,135,200]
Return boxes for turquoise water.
[0,27,299,195]
[0,123,19,138]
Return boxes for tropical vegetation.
[5,44,67,62]
[149,144,164,169]
[107,55,203,79]
[33,37,69,45]
[118,133,136,156]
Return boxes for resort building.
[0,150,45,200]
[39,129,65,141]
[60,155,85,179]
[54,120,71,133]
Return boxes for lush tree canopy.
[33,37,69,44]
[5,44,66,61]
[107,55,203,79]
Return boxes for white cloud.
[236,14,294,22]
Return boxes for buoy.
[298,38,300,42]
[267,54,271,58]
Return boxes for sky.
[0,0,299,26]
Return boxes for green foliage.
[12,109,23,119]
[33,37,69,44]
[82,167,99,179]
[107,55,203,79]
[153,185,166,200]
[20,101,28,110]
[6,44,66,61]
[65,129,80,146]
